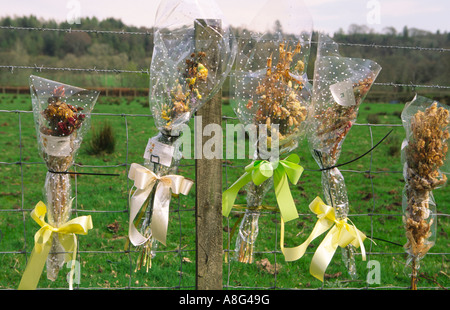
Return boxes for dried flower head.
[249,42,307,151]
[313,75,376,165]
[41,87,86,136]
[162,51,208,129]
[404,101,449,258]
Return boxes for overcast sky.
[0,0,448,34]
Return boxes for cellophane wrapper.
[30,75,98,281]
[134,0,236,270]
[307,34,381,277]
[230,0,312,263]
[150,0,235,137]
[401,95,449,282]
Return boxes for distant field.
[0,93,448,289]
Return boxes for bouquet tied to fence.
[127,0,236,271]
[401,95,449,289]
[19,75,98,289]
[305,34,381,278]
[223,0,312,263]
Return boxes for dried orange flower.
[250,42,307,151]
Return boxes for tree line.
[0,16,448,103]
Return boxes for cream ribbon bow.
[128,163,193,246]
[280,196,368,282]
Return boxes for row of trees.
[0,16,153,59]
[0,16,449,102]
[0,16,153,88]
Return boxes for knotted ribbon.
[18,201,93,290]
[128,163,193,246]
[280,196,368,282]
[222,154,304,223]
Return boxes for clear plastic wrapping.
[131,0,236,270]
[231,0,312,158]
[234,209,260,264]
[150,0,235,137]
[229,0,312,263]
[307,34,381,277]
[401,95,449,288]
[30,75,99,281]
[308,34,382,170]
[233,179,273,263]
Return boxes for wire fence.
[0,109,198,290]
[0,24,449,290]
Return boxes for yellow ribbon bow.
[18,201,93,290]
[280,196,368,282]
[128,163,193,246]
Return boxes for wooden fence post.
[194,19,223,290]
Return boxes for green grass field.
[0,93,448,290]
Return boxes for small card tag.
[143,138,174,167]
[401,139,408,150]
[330,80,356,107]
[41,134,72,157]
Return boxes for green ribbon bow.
[222,154,304,223]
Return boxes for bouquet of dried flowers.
[30,75,98,281]
[226,0,312,263]
[155,51,209,136]
[128,0,235,271]
[306,34,381,277]
[401,95,449,289]
[131,50,207,271]
[241,42,310,153]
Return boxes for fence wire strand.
[2,24,450,53]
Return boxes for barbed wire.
[321,41,450,52]
[0,64,150,75]
[1,25,449,89]
[1,24,449,52]
[0,25,152,36]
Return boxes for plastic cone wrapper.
[128,0,236,271]
[29,75,98,283]
[150,0,235,138]
[224,0,312,263]
[306,34,381,278]
[401,95,449,289]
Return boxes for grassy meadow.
[0,93,448,290]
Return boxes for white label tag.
[41,134,72,157]
[143,138,174,167]
[330,80,356,107]
[401,139,408,150]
